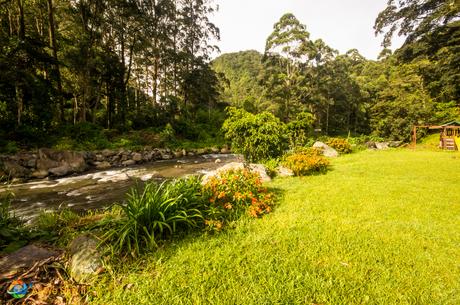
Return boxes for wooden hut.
[412,120,460,151]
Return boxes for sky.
[210,0,405,60]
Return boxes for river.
[0,154,241,222]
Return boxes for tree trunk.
[16,0,25,126]
[47,0,65,123]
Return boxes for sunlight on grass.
[89,149,460,305]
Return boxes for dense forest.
[0,0,459,151]
[213,1,460,140]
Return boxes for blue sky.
[211,0,405,59]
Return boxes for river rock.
[248,164,271,182]
[220,147,231,154]
[197,148,208,155]
[26,158,37,168]
[313,141,339,158]
[37,149,87,174]
[95,161,111,170]
[1,161,31,178]
[102,149,116,157]
[375,142,390,150]
[31,169,49,179]
[215,159,222,164]
[160,149,173,160]
[365,141,377,149]
[132,153,142,162]
[0,244,61,280]
[69,234,104,283]
[174,150,183,158]
[211,147,220,154]
[36,158,60,172]
[277,166,294,177]
[49,164,71,177]
[122,160,136,166]
[388,141,402,148]
[95,154,104,162]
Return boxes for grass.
[84,149,459,304]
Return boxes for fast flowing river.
[0,154,241,222]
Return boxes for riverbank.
[0,146,231,182]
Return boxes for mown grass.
[88,149,460,305]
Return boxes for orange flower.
[218,191,226,199]
[224,203,233,210]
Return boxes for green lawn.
[90,149,460,305]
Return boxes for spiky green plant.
[103,176,205,257]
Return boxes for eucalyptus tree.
[263,13,315,121]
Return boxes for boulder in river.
[49,164,71,177]
[132,153,142,162]
[122,159,136,166]
[37,149,87,174]
[94,161,111,170]
[312,141,339,158]
[1,160,31,178]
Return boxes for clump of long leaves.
[103,176,205,257]
[0,191,28,253]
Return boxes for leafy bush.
[103,177,204,257]
[283,148,330,176]
[202,168,274,229]
[326,138,352,154]
[222,107,288,162]
[159,123,176,144]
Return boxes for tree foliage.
[0,0,222,145]
[222,107,287,162]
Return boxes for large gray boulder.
[202,162,271,184]
[49,164,71,177]
[0,244,60,280]
[1,160,31,178]
[388,141,402,148]
[277,166,294,177]
[375,142,390,150]
[37,148,87,175]
[69,234,104,283]
[312,141,339,158]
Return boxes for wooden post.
[412,126,417,147]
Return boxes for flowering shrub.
[283,148,329,176]
[326,138,352,154]
[203,169,274,229]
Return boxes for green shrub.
[159,123,176,144]
[202,168,274,230]
[283,148,330,176]
[0,192,28,253]
[102,177,204,257]
[326,138,352,154]
[222,107,287,162]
